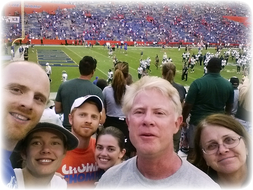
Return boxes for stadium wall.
[17,39,240,47]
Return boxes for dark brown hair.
[192,113,250,180]
[96,126,125,151]
[79,56,97,75]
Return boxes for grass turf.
[27,45,243,93]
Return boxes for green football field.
[27,45,243,93]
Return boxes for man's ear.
[68,113,73,125]
[21,151,26,161]
[174,115,183,134]
[119,149,126,160]
[126,118,129,129]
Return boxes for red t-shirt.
[57,138,102,188]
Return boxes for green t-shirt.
[185,73,234,125]
[55,78,104,128]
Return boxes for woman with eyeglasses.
[192,113,250,188]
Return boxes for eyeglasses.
[202,136,242,155]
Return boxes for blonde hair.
[239,76,253,112]
[122,76,182,117]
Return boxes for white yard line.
[65,47,108,76]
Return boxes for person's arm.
[181,102,193,128]
[225,87,235,115]
[238,76,249,92]
[55,101,63,114]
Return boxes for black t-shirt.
[172,82,187,103]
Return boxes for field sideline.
[26,45,243,94]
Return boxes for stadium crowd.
[3,1,250,45]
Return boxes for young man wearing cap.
[55,56,105,131]
[2,61,50,188]
[57,95,104,188]
[12,122,79,188]
[181,57,234,162]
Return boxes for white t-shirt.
[45,66,52,75]
[62,73,68,82]
[14,168,67,189]
[138,67,143,74]
[108,71,113,79]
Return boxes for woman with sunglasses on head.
[192,113,250,188]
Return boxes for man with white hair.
[96,76,220,188]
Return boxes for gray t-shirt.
[96,156,220,189]
[232,89,239,115]
[102,85,128,117]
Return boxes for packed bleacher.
[2,1,250,45]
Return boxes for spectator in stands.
[57,95,104,188]
[95,126,126,171]
[55,56,105,131]
[229,76,239,116]
[235,75,251,132]
[12,122,79,188]
[102,62,135,158]
[181,57,234,162]
[2,61,50,188]
[192,113,250,188]
[3,2,249,45]
[96,76,220,188]
[162,62,186,153]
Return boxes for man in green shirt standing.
[181,57,234,161]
